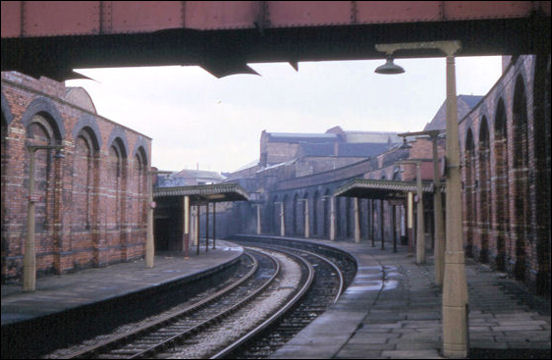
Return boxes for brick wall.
[458,54,551,294]
[1,72,151,282]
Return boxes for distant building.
[260,126,400,169]
[156,169,225,187]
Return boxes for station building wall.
[1,72,152,282]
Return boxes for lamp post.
[24,144,64,292]
[399,130,446,286]
[147,170,171,268]
[376,40,468,358]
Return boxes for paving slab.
[1,240,243,326]
[263,235,550,359]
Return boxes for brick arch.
[323,188,331,238]
[1,92,14,126]
[292,192,299,235]
[531,53,551,294]
[464,128,476,257]
[312,190,320,236]
[345,196,352,239]
[493,98,509,271]
[335,193,343,239]
[1,98,8,276]
[131,145,148,253]
[271,194,279,235]
[512,74,530,281]
[24,110,63,267]
[21,97,65,143]
[478,116,491,263]
[108,137,129,261]
[132,136,150,166]
[106,127,129,159]
[71,127,100,266]
[72,114,102,151]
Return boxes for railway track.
[48,247,311,359]
[45,238,356,359]
[215,241,352,359]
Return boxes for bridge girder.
[1,1,550,80]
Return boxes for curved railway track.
[215,242,350,359]
[56,249,279,359]
[45,238,356,360]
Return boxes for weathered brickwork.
[1,72,151,282]
[459,55,551,295]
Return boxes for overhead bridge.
[2,1,550,80]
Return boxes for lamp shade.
[375,57,405,74]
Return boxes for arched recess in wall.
[345,196,352,238]
[512,74,530,281]
[272,195,279,235]
[71,126,101,265]
[494,98,509,271]
[71,116,102,253]
[478,116,491,263]
[23,107,64,261]
[1,107,8,276]
[132,146,148,242]
[323,189,331,238]
[312,190,319,236]
[282,194,289,236]
[107,135,128,259]
[335,195,342,239]
[1,92,13,271]
[464,128,476,257]
[532,54,551,295]
[292,193,298,236]
[300,192,308,237]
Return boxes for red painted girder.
[2,1,550,38]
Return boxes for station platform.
[1,240,243,326]
[265,237,551,359]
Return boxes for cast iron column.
[442,47,468,358]
[183,196,190,258]
[212,203,216,249]
[416,162,425,264]
[432,135,446,286]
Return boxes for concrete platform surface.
[1,240,243,326]
[266,237,551,359]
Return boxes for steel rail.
[287,247,344,304]
[242,243,345,303]
[128,248,281,359]
[64,251,260,359]
[210,245,316,359]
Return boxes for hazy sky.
[66,56,502,173]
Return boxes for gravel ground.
[168,249,303,359]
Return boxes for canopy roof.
[334,179,434,200]
[153,183,249,203]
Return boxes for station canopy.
[334,179,434,201]
[153,183,249,203]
